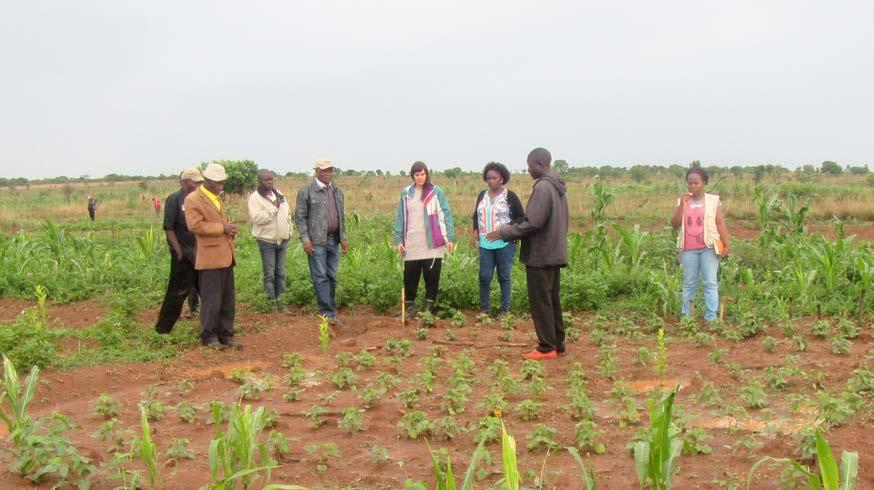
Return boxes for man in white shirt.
[248,169,293,313]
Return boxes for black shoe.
[203,339,225,350]
[327,316,343,326]
[155,326,172,335]
[221,339,243,350]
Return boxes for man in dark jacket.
[155,169,203,334]
[295,158,347,325]
[487,147,568,359]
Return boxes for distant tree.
[753,166,766,184]
[553,160,569,174]
[729,166,744,178]
[690,160,702,169]
[629,166,649,183]
[848,164,869,175]
[868,174,874,188]
[442,167,463,179]
[201,160,258,196]
[801,164,815,173]
[820,161,842,175]
[375,169,383,176]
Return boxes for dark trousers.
[199,267,235,344]
[88,208,95,221]
[526,265,565,353]
[404,258,442,303]
[155,255,199,333]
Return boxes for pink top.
[683,199,706,251]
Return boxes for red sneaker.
[522,350,558,360]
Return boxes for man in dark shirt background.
[155,168,203,334]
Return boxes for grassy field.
[0,169,871,488]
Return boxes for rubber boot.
[400,301,417,324]
[423,299,436,315]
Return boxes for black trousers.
[198,267,235,344]
[155,256,199,333]
[403,258,442,303]
[88,208,95,221]
[526,265,565,353]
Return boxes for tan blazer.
[184,189,236,270]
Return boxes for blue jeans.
[257,239,288,300]
[479,242,516,313]
[307,234,340,317]
[680,247,720,320]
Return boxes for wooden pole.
[401,287,406,325]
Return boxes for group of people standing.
[151,147,730,360]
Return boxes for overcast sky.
[1,0,872,178]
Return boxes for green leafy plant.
[166,438,195,460]
[318,315,331,355]
[517,399,542,421]
[305,404,327,429]
[332,367,359,390]
[93,394,122,419]
[371,444,391,464]
[740,380,769,409]
[176,400,197,423]
[207,403,277,489]
[131,405,161,489]
[632,385,682,490]
[304,442,340,474]
[398,411,431,439]
[573,419,606,454]
[567,447,597,490]
[354,349,376,370]
[338,407,364,434]
[526,424,560,452]
[92,418,130,454]
[747,430,858,490]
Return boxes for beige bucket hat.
[202,163,228,181]
[313,158,334,170]
[180,168,203,182]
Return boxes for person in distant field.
[248,169,293,314]
[394,161,455,319]
[152,197,162,217]
[486,148,568,360]
[295,159,347,325]
[471,162,524,316]
[670,167,731,321]
[184,163,241,350]
[87,195,97,221]
[155,169,203,334]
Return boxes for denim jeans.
[680,247,720,320]
[307,234,340,317]
[257,239,288,300]
[479,242,516,313]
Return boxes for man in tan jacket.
[184,163,241,350]
[248,169,293,313]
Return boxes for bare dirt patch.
[0,306,871,489]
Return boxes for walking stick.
[401,287,406,325]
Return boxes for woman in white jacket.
[248,169,293,313]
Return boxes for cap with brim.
[313,158,334,170]
[180,168,203,182]
[202,163,228,181]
